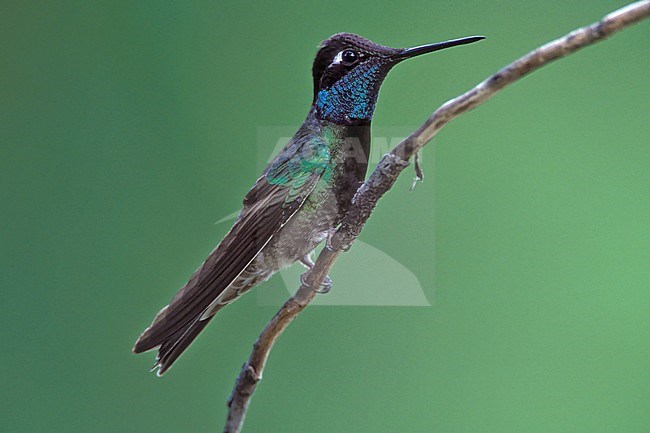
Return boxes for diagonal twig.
[223,2,650,432]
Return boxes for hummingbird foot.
[326,228,350,252]
[299,253,332,293]
[299,254,315,269]
[300,271,333,294]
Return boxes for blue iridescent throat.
[315,63,382,124]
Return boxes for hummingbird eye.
[341,49,359,66]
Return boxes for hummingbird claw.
[300,272,333,294]
[318,275,333,294]
[326,228,349,252]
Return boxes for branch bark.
[223,2,650,431]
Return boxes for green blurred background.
[2,1,649,432]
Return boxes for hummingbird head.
[312,33,484,125]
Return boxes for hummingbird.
[133,32,484,375]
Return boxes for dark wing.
[133,134,330,374]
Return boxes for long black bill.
[397,35,485,59]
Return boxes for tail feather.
[132,261,268,376]
[132,305,170,354]
[133,305,223,376]
[153,315,215,376]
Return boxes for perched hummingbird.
[133,33,484,375]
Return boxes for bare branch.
[223,2,650,432]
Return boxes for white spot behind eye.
[332,51,344,65]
